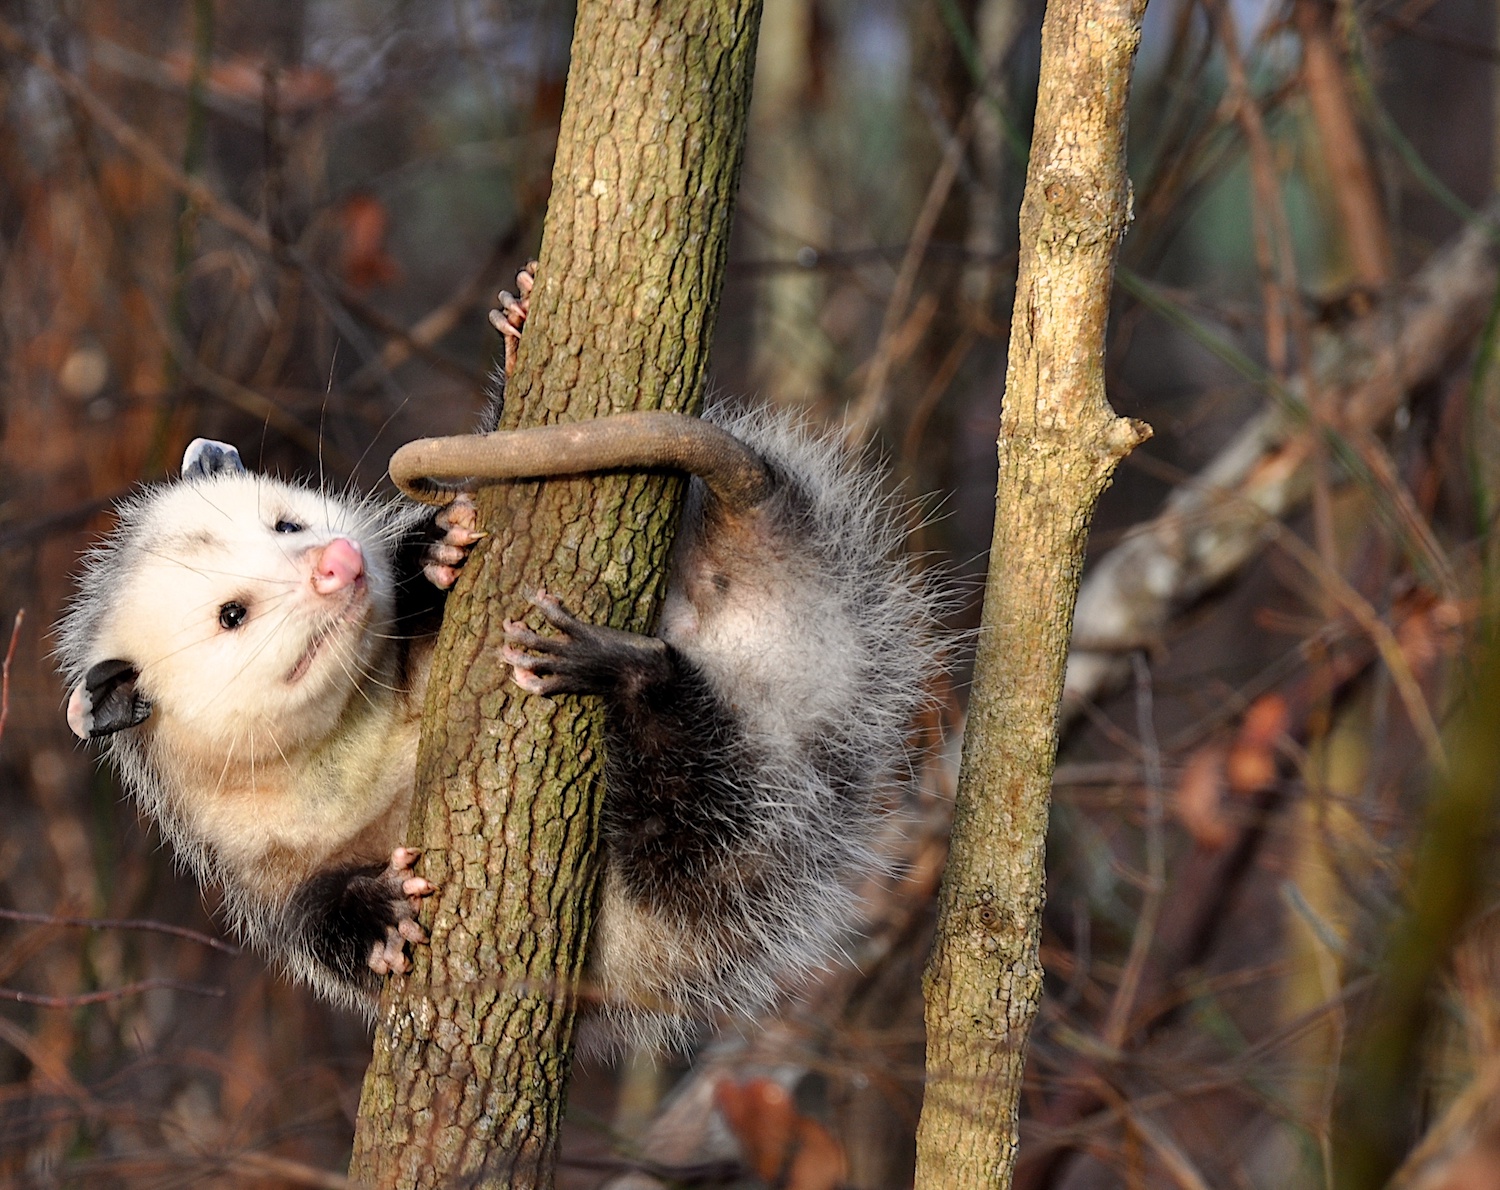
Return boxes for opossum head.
[59,439,404,765]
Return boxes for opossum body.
[57,407,939,1052]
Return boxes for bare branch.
[0,908,238,954]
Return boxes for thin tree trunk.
[912,0,1151,1180]
[348,3,763,1186]
[1294,0,1392,290]
[746,0,828,408]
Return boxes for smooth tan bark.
[349,2,763,1186]
[912,0,1150,1182]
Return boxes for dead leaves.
[714,1077,847,1190]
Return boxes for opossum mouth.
[285,584,371,684]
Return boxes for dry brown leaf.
[714,1077,848,1190]
[335,194,400,291]
[1227,693,1288,795]
[1173,742,1233,850]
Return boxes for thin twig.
[1066,200,1500,718]
[732,240,1015,275]
[0,979,225,1008]
[842,101,976,447]
[1268,525,1447,771]
[126,276,344,461]
[1102,655,1169,1049]
[56,1149,355,1190]
[1206,0,1293,375]
[1376,12,1500,63]
[346,231,520,391]
[0,18,484,390]
[1095,1078,1214,1190]
[222,1153,354,1190]
[1294,0,1392,287]
[901,325,981,470]
[0,907,238,954]
[1346,427,1460,599]
[0,1015,96,1105]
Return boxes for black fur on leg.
[599,648,763,923]
[502,591,671,699]
[392,517,451,665]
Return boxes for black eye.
[274,519,304,534]
[218,602,248,630]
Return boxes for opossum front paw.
[501,589,669,698]
[294,849,437,984]
[365,847,435,977]
[488,260,537,376]
[422,494,484,590]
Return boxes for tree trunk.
[348,2,763,1186]
[912,0,1151,1181]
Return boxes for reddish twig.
[1293,0,1392,287]
[1205,0,1307,379]
[843,101,976,446]
[0,907,238,954]
[0,608,22,757]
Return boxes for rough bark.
[348,3,763,1187]
[911,0,1151,1181]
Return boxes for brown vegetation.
[0,0,1499,1186]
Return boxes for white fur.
[56,471,422,920]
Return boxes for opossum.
[56,272,942,1051]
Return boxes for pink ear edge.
[66,684,93,739]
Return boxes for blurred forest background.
[1,0,1498,1185]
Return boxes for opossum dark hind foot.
[502,589,671,699]
[291,847,436,983]
[422,494,485,589]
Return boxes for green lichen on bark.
[349,2,764,1186]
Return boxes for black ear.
[181,438,246,479]
[66,659,152,739]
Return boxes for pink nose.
[312,537,365,594]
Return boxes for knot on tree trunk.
[1033,165,1131,245]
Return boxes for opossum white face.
[64,441,401,762]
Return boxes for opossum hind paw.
[501,589,669,698]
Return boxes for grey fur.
[587,403,942,1050]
